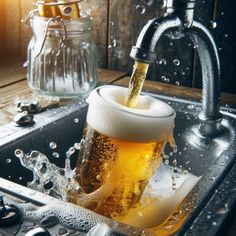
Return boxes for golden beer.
[73,85,175,218]
[125,61,149,108]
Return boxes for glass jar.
[27,16,97,98]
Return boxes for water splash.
[15,148,80,201]
[14,142,200,230]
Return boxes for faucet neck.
[167,0,196,28]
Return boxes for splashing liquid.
[15,146,199,235]
[125,61,149,108]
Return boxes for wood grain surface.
[0,62,128,127]
[113,76,236,106]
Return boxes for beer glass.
[74,85,175,217]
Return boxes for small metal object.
[34,17,68,58]
[25,227,51,236]
[22,9,39,25]
[13,113,35,127]
[0,196,21,227]
[17,100,60,114]
[17,100,41,114]
[61,6,74,16]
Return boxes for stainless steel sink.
[0,90,236,235]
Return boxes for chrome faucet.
[130,0,222,137]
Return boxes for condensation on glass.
[27,16,97,98]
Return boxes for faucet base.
[198,113,222,137]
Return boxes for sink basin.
[0,90,236,235]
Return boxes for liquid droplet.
[74,143,81,150]
[136,4,146,14]
[161,76,170,83]
[74,118,79,123]
[66,147,75,157]
[158,59,167,65]
[187,104,195,110]
[52,152,60,158]
[210,20,217,29]
[15,149,24,158]
[6,158,12,164]
[49,142,57,150]
[112,39,117,47]
[173,59,180,66]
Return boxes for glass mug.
[27,15,97,98]
[73,85,175,218]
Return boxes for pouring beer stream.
[125,61,149,108]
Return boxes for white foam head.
[86,85,176,142]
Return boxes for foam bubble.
[20,201,137,235]
[86,85,176,142]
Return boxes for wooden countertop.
[0,61,236,127]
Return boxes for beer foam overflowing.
[86,85,176,142]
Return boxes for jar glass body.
[27,16,97,98]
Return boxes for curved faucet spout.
[189,21,222,136]
[130,14,182,64]
[130,2,222,137]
